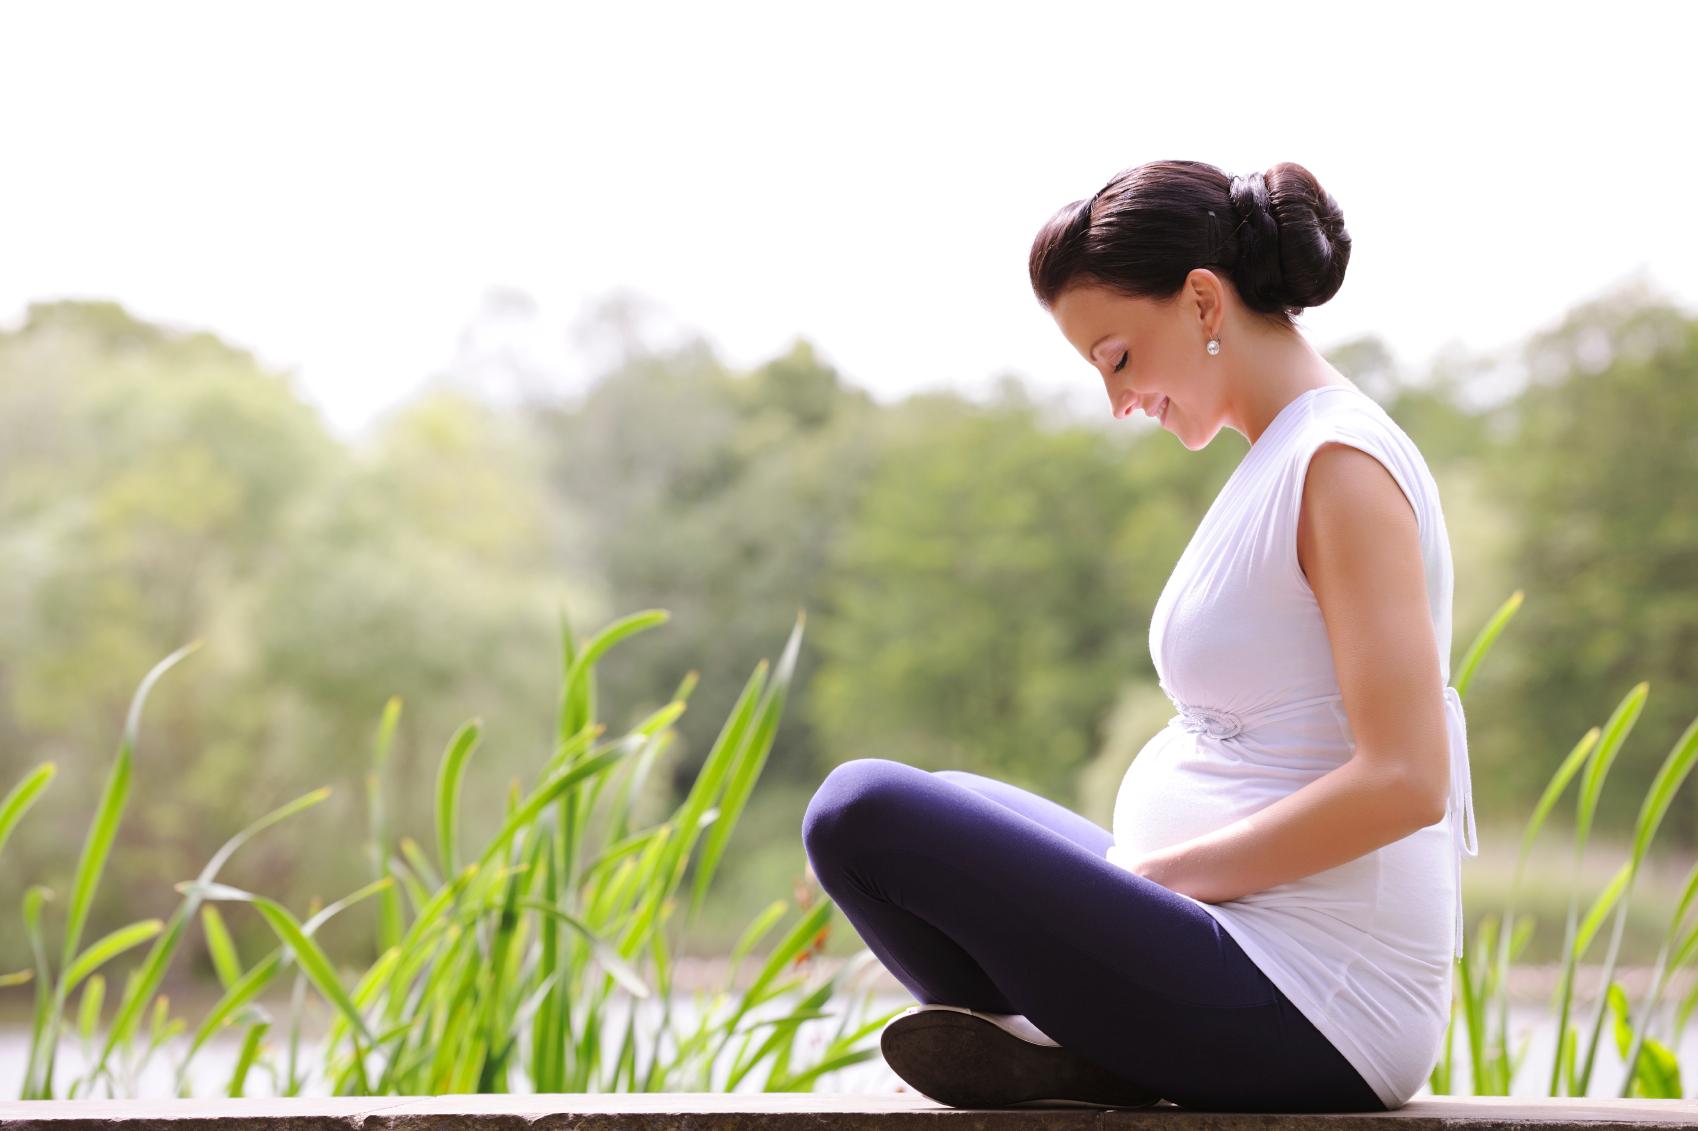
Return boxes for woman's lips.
[1122,394,1170,423]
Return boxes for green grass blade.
[1574,713,1698,1094]
[176,951,284,1091]
[1515,728,1599,892]
[658,658,770,922]
[0,762,56,861]
[225,1020,270,1097]
[476,745,635,873]
[1548,682,1647,1094]
[301,875,398,935]
[60,722,133,980]
[556,609,666,749]
[1576,683,1648,844]
[517,898,651,998]
[735,899,833,1023]
[435,720,482,880]
[371,695,402,774]
[93,904,189,1077]
[692,612,804,917]
[251,897,378,1048]
[730,978,834,1089]
[20,885,55,1099]
[1629,713,1698,868]
[1575,860,1632,954]
[555,606,581,748]
[64,642,200,974]
[76,974,105,1046]
[400,835,442,890]
[64,919,164,996]
[201,904,243,991]
[772,1046,883,1091]
[178,877,394,1056]
[367,696,405,954]
[1452,589,1521,699]
[193,787,334,891]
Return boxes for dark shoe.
[879,1003,1164,1109]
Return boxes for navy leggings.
[800,757,1389,1112]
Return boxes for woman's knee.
[801,757,914,858]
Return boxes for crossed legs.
[800,757,1386,1112]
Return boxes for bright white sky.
[5,1,1693,439]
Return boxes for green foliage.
[1432,591,1698,1098]
[538,335,880,796]
[0,303,582,963]
[3,612,901,1098]
[1495,281,1698,837]
[808,394,1159,786]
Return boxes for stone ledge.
[3,1094,1698,1130]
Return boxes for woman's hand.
[1110,845,1182,892]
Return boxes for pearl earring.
[1206,338,1221,355]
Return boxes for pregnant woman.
[800,159,1477,1113]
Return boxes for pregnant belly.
[1109,725,1388,911]
[1113,726,1216,857]
[1109,724,1295,861]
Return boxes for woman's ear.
[1184,268,1226,333]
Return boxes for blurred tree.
[0,300,345,960]
[1493,278,1698,842]
[0,299,337,736]
[534,333,881,797]
[806,389,1172,795]
[245,389,578,845]
[0,302,588,969]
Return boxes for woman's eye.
[1113,351,1128,374]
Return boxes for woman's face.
[1050,275,1225,448]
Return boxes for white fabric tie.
[1443,683,1479,959]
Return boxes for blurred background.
[3,0,1697,989]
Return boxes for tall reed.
[2,607,903,1098]
[1433,590,1698,1098]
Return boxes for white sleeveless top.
[1105,383,1478,1110]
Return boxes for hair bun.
[1230,162,1351,316]
[1229,171,1274,227]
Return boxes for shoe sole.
[879,1005,1164,1109]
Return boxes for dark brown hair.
[1028,159,1351,331]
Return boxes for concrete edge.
[0,1093,1695,1131]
